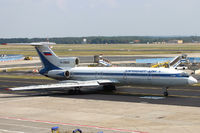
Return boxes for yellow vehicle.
[24,56,33,60]
[151,62,169,68]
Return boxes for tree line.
[0,36,200,44]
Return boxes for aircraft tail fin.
[34,44,62,73]
[1,42,79,74]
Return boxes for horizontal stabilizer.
[1,42,56,46]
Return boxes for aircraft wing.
[7,79,119,91]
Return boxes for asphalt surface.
[0,72,199,107]
[0,116,117,133]
[0,55,166,68]
[0,72,200,133]
[0,53,200,133]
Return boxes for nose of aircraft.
[188,76,198,85]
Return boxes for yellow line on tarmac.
[115,91,162,97]
[124,87,161,90]
[192,84,200,87]
[0,75,52,80]
[168,88,200,92]
[114,91,200,99]
[124,87,200,92]
[0,85,15,88]
[169,94,200,99]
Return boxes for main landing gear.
[68,87,81,94]
[163,87,169,97]
[103,85,116,92]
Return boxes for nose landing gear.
[68,87,81,94]
[163,87,169,97]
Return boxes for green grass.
[0,74,52,80]
[54,43,200,50]
[0,50,188,56]
[0,43,200,56]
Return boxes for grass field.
[0,43,200,56]
[0,74,52,80]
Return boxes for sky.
[0,0,200,38]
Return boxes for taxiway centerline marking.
[115,92,200,99]
[121,87,200,92]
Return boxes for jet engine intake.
[47,70,71,80]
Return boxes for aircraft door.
[96,72,103,79]
[123,71,127,81]
[148,71,152,80]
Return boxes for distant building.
[177,40,183,44]
[168,40,183,44]
[152,42,166,44]
[82,38,87,44]
[134,40,140,43]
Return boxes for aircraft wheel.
[103,85,116,92]
[75,89,82,94]
[164,91,168,97]
[68,89,75,95]
[68,89,81,95]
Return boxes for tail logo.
[43,52,52,56]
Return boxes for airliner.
[2,42,198,96]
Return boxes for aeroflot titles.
[125,70,158,73]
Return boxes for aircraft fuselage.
[54,67,196,87]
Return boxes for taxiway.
[0,72,200,133]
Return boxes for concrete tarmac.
[0,72,200,133]
[0,54,200,133]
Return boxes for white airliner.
[2,42,198,96]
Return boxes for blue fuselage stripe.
[71,72,188,78]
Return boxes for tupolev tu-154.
[1,42,198,96]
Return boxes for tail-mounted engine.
[46,70,72,80]
[64,70,70,79]
[59,57,79,68]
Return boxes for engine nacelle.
[46,70,71,80]
[59,57,79,68]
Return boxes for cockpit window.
[180,72,189,77]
